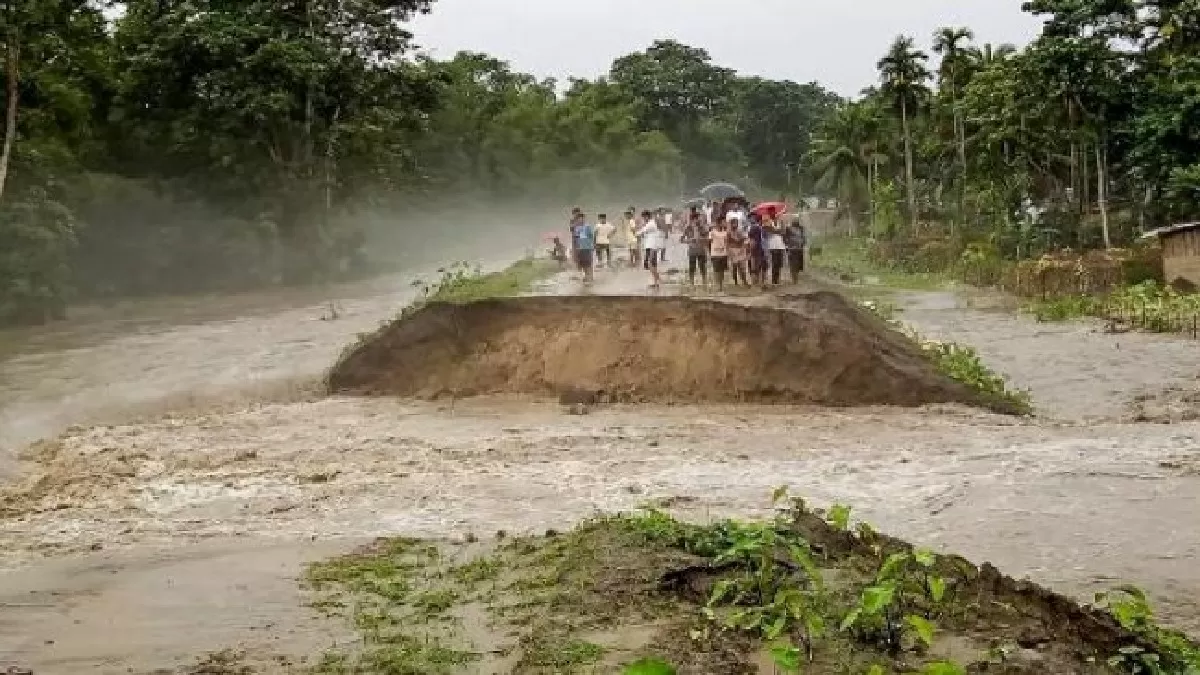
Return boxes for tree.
[808,103,880,234]
[113,0,440,280]
[878,35,932,226]
[933,26,975,210]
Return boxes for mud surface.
[329,293,1004,411]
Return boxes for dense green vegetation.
[0,2,838,326]
[7,0,1200,326]
[809,0,1200,271]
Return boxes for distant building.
[1142,222,1200,288]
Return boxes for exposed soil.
[328,293,1013,412]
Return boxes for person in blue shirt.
[570,212,596,283]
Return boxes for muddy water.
[4,249,1200,673]
[0,236,545,477]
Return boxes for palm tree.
[808,103,879,235]
[878,35,932,226]
[972,42,1018,68]
[933,27,975,199]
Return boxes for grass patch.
[302,492,1195,674]
[422,258,559,304]
[812,237,951,291]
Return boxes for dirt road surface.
[2,240,1199,673]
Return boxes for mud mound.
[328,293,1013,412]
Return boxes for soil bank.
[327,293,1011,412]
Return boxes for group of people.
[558,201,808,291]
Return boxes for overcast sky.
[409,0,1043,97]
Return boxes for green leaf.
[772,485,790,504]
[913,548,936,568]
[920,662,967,675]
[862,583,897,615]
[928,576,947,604]
[765,614,788,639]
[768,642,803,673]
[624,657,677,675]
[828,504,852,531]
[839,608,862,632]
[866,666,887,675]
[905,614,936,648]
[877,552,910,581]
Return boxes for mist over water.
[0,197,641,473]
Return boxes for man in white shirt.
[594,213,616,268]
[637,209,663,288]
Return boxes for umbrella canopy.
[699,182,745,201]
[682,197,707,209]
[752,201,788,217]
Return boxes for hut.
[1142,222,1200,289]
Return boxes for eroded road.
[2,245,1199,673]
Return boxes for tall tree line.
[810,0,1200,263]
[0,2,839,326]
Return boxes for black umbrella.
[699,182,745,201]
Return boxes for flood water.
[0,233,545,477]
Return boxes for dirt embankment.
[328,293,1009,411]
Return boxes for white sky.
[410,0,1044,96]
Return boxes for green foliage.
[0,13,840,325]
[1095,585,1200,674]
[920,339,1032,413]
[1026,281,1200,333]
[623,658,677,675]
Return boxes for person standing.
[682,211,710,286]
[655,208,670,264]
[728,215,749,287]
[764,207,787,286]
[622,209,639,267]
[637,209,663,288]
[594,213,615,268]
[784,215,807,283]
[746,214,767,289]
[570,212,596,283]
[709,218,730,291]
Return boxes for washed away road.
[1,243,1199,673]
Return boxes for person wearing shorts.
[622,209,639,267]
[594,213,615,267]
[682,211,710,286]
[637,209,663,288]
[570,212,595,283]
[709,218,730,291]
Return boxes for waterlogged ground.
[1,242,1199,673]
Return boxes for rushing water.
[0,233,546,477]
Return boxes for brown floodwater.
[2,242,1200,673]
[0,236,547,477]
